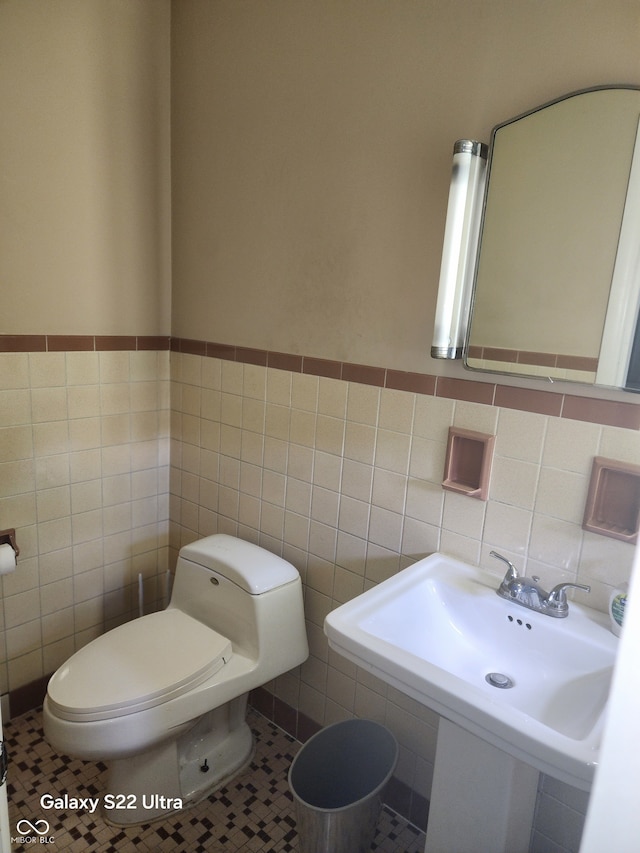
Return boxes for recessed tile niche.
[583,456,640,543]
[442,427,495,501]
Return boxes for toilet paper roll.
[0,543,17,574]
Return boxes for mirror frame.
[464,84,640,390]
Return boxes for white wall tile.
[5,348,632,845]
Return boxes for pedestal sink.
[324,553,618,853]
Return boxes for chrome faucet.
[490,551,591,618]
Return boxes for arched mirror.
[465,86,640,390]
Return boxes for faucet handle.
[546,582,591,613]
[490,551,519,581]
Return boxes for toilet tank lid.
[178,534,300,594]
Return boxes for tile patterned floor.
[5,707,426,852]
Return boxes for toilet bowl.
[43,534,309,825]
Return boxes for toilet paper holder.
[0,529,19,557]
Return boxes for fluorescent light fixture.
[431,140,488,359]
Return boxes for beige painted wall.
[0,0,171,336]
[170,0,640,374]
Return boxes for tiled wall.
[169,344,639,852]
[0,344,170,707]
[2,338,637,852]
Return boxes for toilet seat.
[47,609,233,723]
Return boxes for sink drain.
[485,672,514,689]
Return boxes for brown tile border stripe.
[562,394,640,430]
[171,337,637,429]
[237,346,268,366]
[469,344,599,373]
[174,337,207,356]
[302,355,342,379]
[207,341,236,359]
[342,362,386,386]
[267,351,303,372]
[48,335,95,351]
[95,335,138,351]
[0,334,170,352]
[2,334,639,430]
[436,375,495,406]
[494,385,563,418]
[138,335,171,350]
[558,354,599,372]
[0,334,47,352]
[386,369,436,395]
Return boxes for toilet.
[43,534,309,826]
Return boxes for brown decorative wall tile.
[557,355,599,372]
[236,346,268,366]
[206,341,236,360]
[563,395,640,430]
[138,335,171,350]
[0,335,46,352]
[1,334,168,353]
[436,376,495,405]
[302,356,342,379]
[267,351,303,372]
[342,362,386,387]
[485,346,520,364]
[178,338,207,356]
[47,335,95,351]
[494,385,563,417]
[9,674,49,717]
[95,335,137,351]
[386,369,436,395]
[518,350,556,368]
[470,345,598,372]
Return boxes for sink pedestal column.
[425,718,539,853]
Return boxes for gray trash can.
[288,718,398,853]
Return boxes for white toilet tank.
[170,535,308,677]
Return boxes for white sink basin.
[325,553,618,791]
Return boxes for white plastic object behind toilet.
[43,534,309,825]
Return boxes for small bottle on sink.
[609,583,628,637]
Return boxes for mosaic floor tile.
[4,707,425,852]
